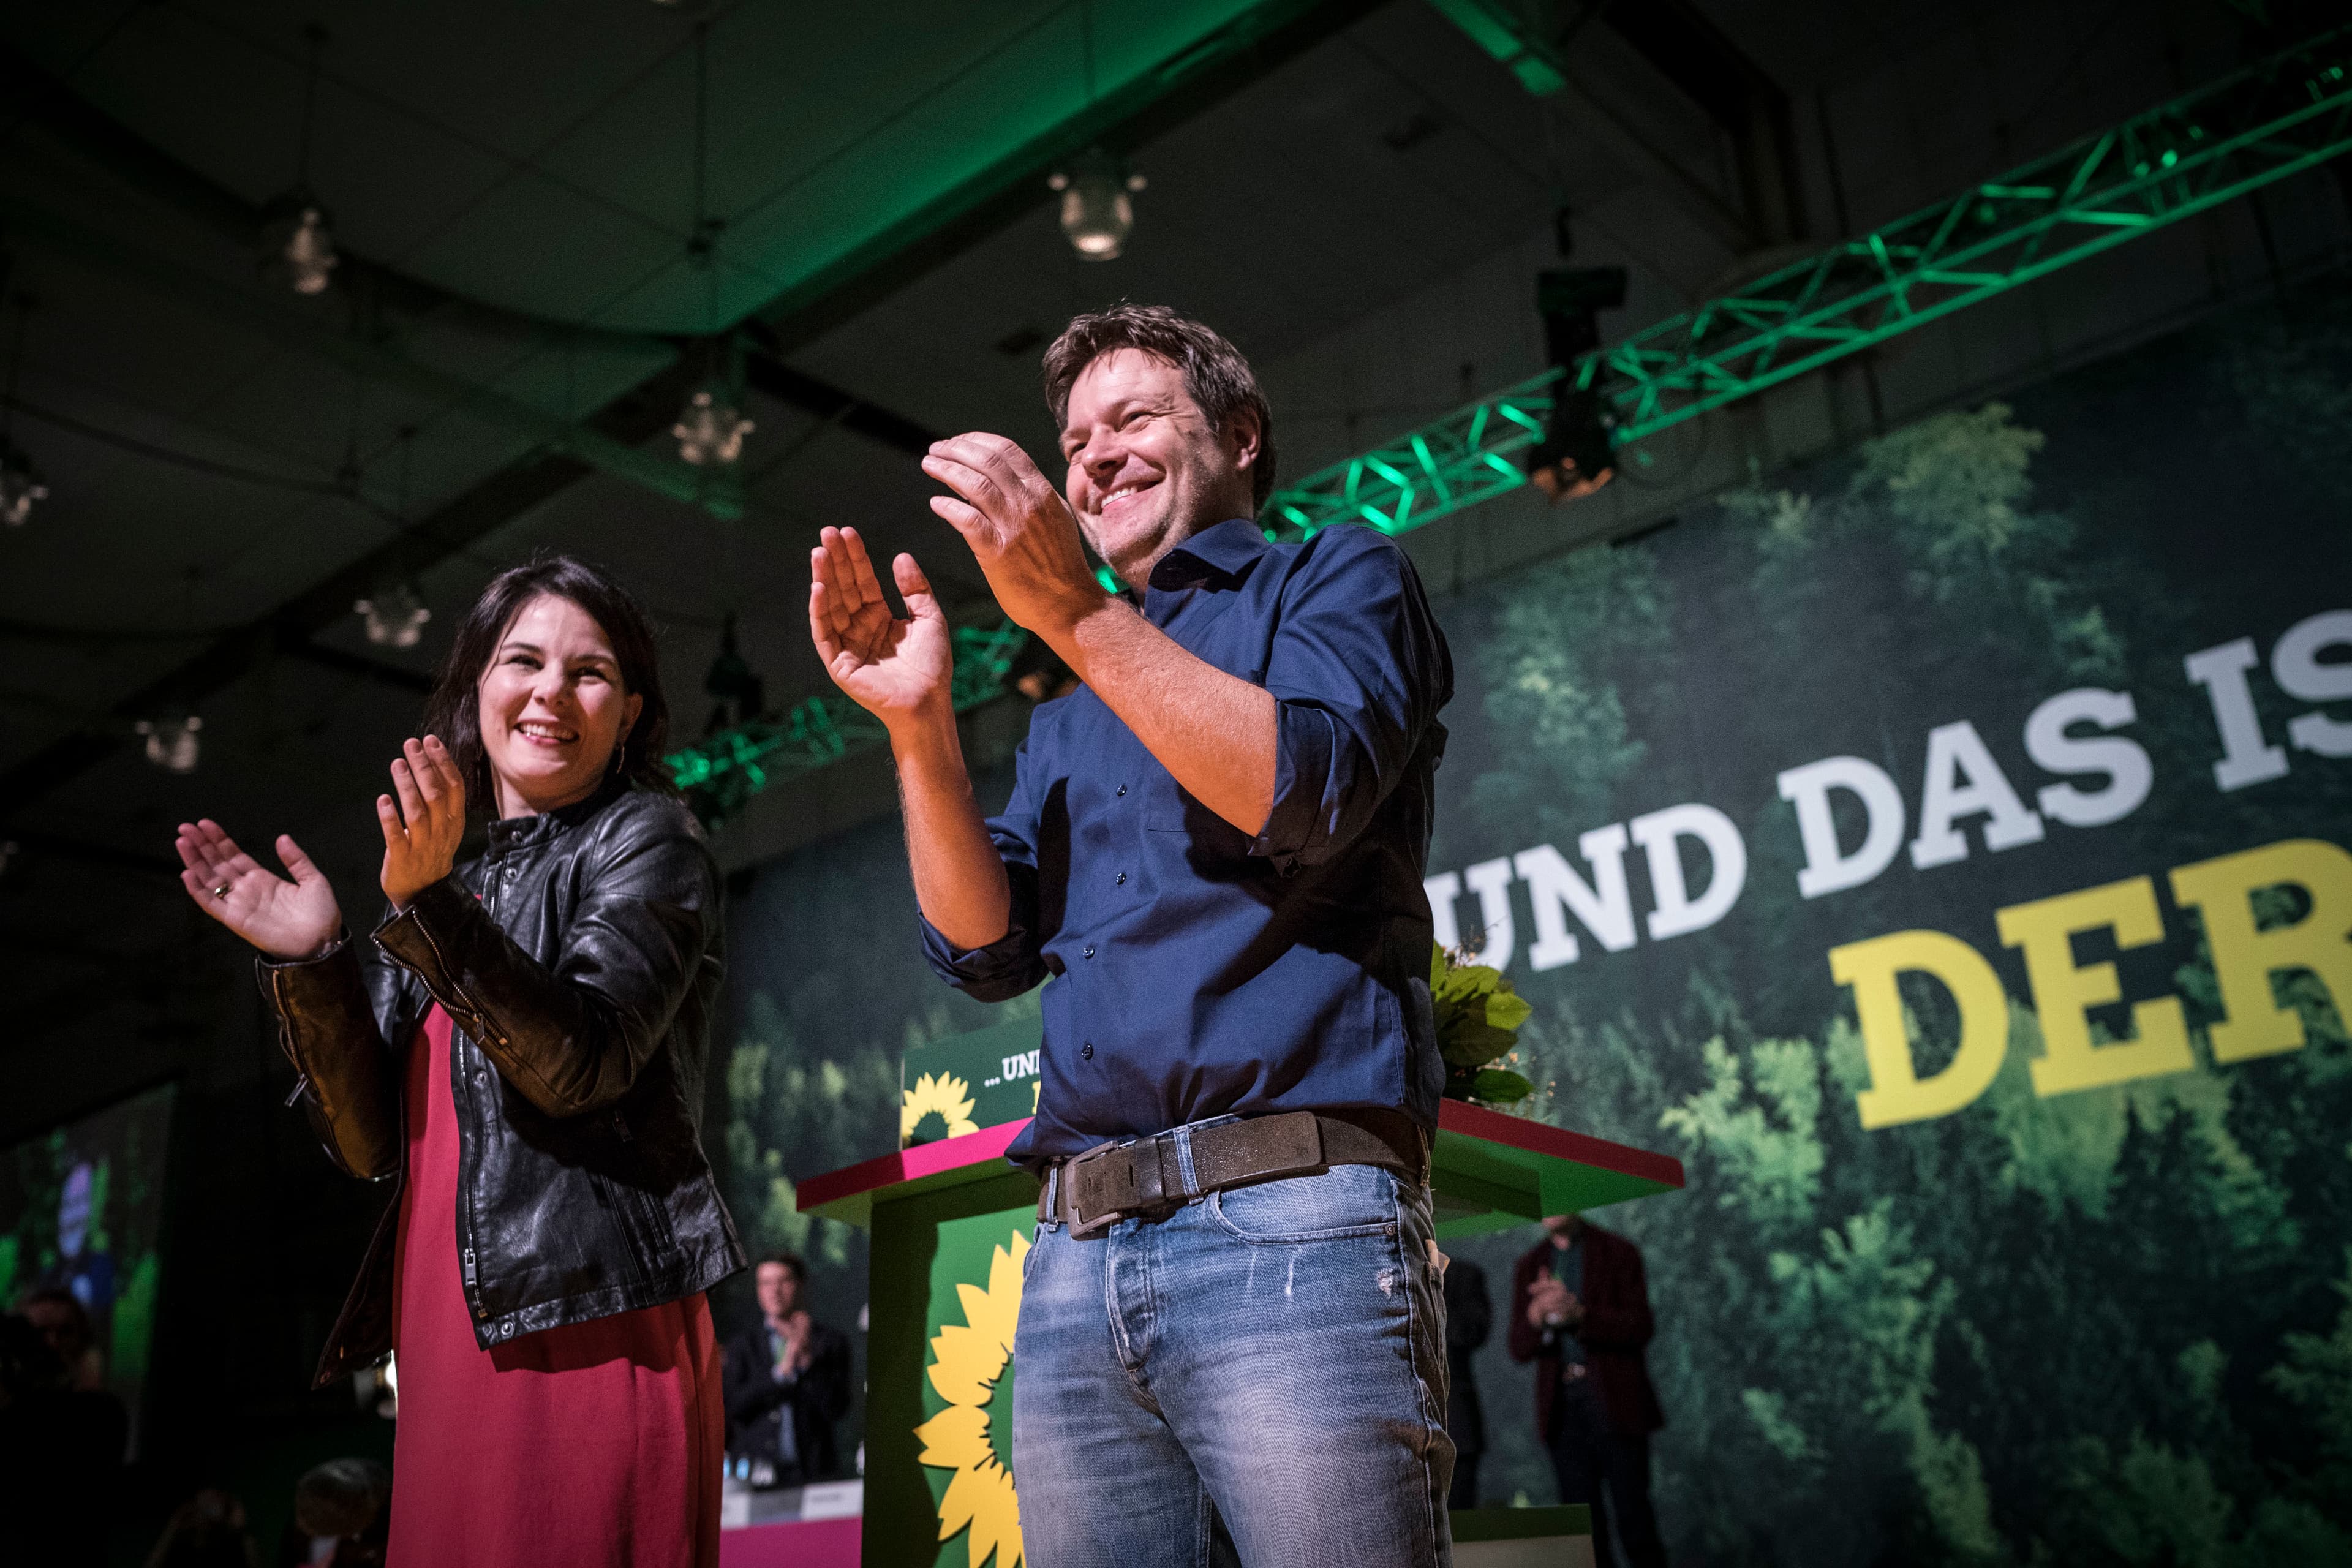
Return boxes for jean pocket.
[1207,1163,1401,1243]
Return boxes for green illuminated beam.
[1265,25,2352,540]
[667,620,1028,826]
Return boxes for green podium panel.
[797,1106,1683,1567]
[901,1017,1044,1146]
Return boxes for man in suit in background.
[1509,1215,1667,1568]
[1443,1258,1492,1510]
[722,1253,852,1487]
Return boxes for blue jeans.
[1012,1158,1455,1567]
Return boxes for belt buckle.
[1063,1140,1126,1240]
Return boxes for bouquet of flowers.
[1431,943,1536,1106]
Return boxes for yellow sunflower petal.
[967,1461,1023,1568]
[957,1281,1013,1349]
[989,1237,1028,1318]
[914,1403,990,1471]
[918,1229,1031,1567]
[936,1466,1001,1551]
[926,1322,1006,1404]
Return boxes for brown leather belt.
[1038,1108,1426,1238]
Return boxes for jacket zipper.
[456,858,490,1325]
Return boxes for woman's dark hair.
[421,553,676,813]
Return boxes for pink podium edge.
[719,1515,859,1568]
[1434,1097,1686,1189]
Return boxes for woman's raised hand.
[809,526,954,730]
[175,820,342,960]
[379,734,467,912]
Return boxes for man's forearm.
[1050,597,1275,837]
[890,708,1012,951]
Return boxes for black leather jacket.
[259,780,745,1387]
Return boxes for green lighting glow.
[1263,24,2352,541]
[666,619,1027,825]
[673,24,2352,818]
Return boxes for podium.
[797,1099,1685,1567]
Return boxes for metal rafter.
[0,198,737,518]
[0,1,1373,831]
[1265,25,2352,540]
[748,0,1386,352]
[0,356,705,821]
[1425,0,1758,251]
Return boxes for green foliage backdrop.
[717,279,2352,1562]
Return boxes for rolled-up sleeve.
[1252,527,1452,872]
[919,735,1052,1001]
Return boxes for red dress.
[387,1006,723,1567]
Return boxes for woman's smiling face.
[475,593,643,818]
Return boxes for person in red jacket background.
[1509,1214,1668,1568]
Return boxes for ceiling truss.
[1264,23,2352,540]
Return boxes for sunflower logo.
[915,1231,1028,1567]
[902,1071,979,1146]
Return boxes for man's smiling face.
[1060,347,1257,583]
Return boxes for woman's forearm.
[260,942,402,1179]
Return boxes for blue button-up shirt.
[921,518,1454,1164]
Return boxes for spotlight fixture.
[701,613,765,733]
[1048,151,1145,262]
[673,388,753,466]
[0,442,46,527]
[355,582,432,648]
[1,294,43,527]
[261,24,339,297]
[1526,262,1628,503]
[262,200,341,296]
[137,715,203,774]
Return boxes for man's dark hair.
[420,552,676,813]
[758,1251,807,1283]
[293,1457,393,1541]
[0,1312,66,1400]
[21,1284,91,1351]
[1042,303,1278,510]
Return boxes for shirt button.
[1115,871,1127,885]
[1083,945,1095,959]
[1082,1043,1095,1060]
[1116,784,1127,797]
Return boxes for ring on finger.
[211,884,230,900]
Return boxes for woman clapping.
[175,554,743,1568]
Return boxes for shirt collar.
[1147,518,1274,592]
